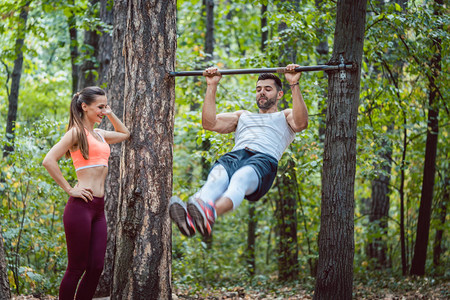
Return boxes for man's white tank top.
[232,111,295,161]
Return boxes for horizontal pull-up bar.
[169,64,353,77]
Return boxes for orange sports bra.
[70,129,110,171]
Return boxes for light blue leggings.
[195,164,259,210]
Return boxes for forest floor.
[11,276,450,299]
[170,277,449,300]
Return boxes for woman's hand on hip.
[68,185,94,202]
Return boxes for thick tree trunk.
[410,0,442,276]
[3,1,30,157]
[0,226,10,300]
[111,1,176,299]
[78,0,100,89]
[94,0,117,297]
[68,0,79,95]
[314,0,367,299]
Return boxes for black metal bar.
[169,64,353,77]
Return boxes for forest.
[0,0,448,299]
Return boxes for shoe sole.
[169,199,195,237]
[187,201,211,237]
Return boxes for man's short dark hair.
[257,73,283,91]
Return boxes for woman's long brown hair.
[65,86,106,159]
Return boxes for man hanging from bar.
[170,63,308,237]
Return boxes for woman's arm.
[99,105,130,144]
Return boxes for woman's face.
[82,95,108,124]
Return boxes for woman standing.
[43,86,129,299]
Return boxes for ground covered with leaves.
[172,276,449,299]
[11,276,449,300]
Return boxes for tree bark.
[78,0,100,89]
[0,225,10,300]
[3,1,30,157]
[68,0,79,95]
[111,1,176,299]
[204,0,214,60]
[94,0,117,297]
[410,0,442,276]
[314,0,367,299]
[97,0,113,88]
[260,3,268,52]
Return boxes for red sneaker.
[169,196,196,237]
[187,198,216,237]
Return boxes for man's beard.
[257,95,277,110]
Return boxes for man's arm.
[284,64,308,132]
[202,67,244,134]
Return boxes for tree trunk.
[97,0,113,88]
[204,0,214,60]
[68,0,79,95]
[314,0,367,299]
[94,0,117,297]
[260,3,268,52]
[3,1,30,157]
[111,1,176,299]
[410,0,442,276]
[0,226,10,300]
[78,0,100,89]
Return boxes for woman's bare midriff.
[75,166,109,197]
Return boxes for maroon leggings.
[60,196,107,300]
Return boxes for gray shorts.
[212,148,278,201]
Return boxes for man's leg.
[188,165,259,236]
[215,165,259,216]
[170,164,229,237]
[195,164,229,202]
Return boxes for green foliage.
[1,119,73,295]
[354,0,449,275]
